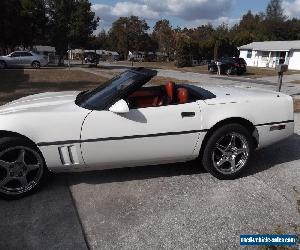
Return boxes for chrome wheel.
[0,146,44,196]
[212,132,249,175]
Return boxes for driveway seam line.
[66,177,91,250]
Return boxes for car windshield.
[76,69,151,110]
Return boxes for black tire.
[202,124,254,179]
[208,67,215,74]
[0,137,47,199]
[0,61,6,69]
[31,61,41,69]
[226,68,232,75]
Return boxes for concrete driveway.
[65,114,300,249]
[0,175,88,250]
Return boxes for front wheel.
[0,137,47,198]
[32,61,41,69]
[0,61,6,69]
[226,68,232,75]
[208,67,215,74]
[202,124,253,179]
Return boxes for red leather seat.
[128,89,164,108]
[165,81,176,104]
[177,88,189,104]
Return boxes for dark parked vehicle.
[84,52,100,64]
[208,57,247,75]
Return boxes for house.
[128,51,168,62]
[32,45,56,56]
[68,49,119,61]
[238,40,300,70]
[128,51,146,61]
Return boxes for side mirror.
[109,99,129,113]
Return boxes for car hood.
[0,91,81,114]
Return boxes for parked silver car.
[0,51,48,69]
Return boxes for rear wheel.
[202,124,253,179]
[31,61,41,69]
[0,61,6,69]
[0,137,47,198]
[237,69,245,75]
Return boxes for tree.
[94,30,111,50]
[175,34,192,67]
[211,23,238,59]
[266,0,287,22]
[109,16,149,58]
[47,0,74,63]
[47,0,98,64]
[284,19,300,40]
[20,0,49,47]
[153,19,175,61]
[231,11,265,46]
[69,0,99,49]
[263,0,287,40]
[0,0,23,54]
[181,24,214,60]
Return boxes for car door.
[7,52,21,66]
[80,102,202,170]
[221,59,229,71]
[19,52,34,66]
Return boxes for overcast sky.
[91,0,300,31]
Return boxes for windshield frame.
[75,68,157,111]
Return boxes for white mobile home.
[68,49,119,61]
[238,40,300,70]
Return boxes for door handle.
[181,112,195,118]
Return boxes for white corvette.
[0,68,294,197]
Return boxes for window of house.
[247,50,252,58]
[261,51,270,61]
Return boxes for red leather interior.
[165,81,176,104]
[177,88,189,104]
[128,83,190,108]
[128,89,163,108]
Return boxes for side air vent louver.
[58,145,79,165]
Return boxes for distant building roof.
[238,40,300,51]
[33,45,55,53]
[70,49,119,56]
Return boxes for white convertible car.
[0,68,294,197]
